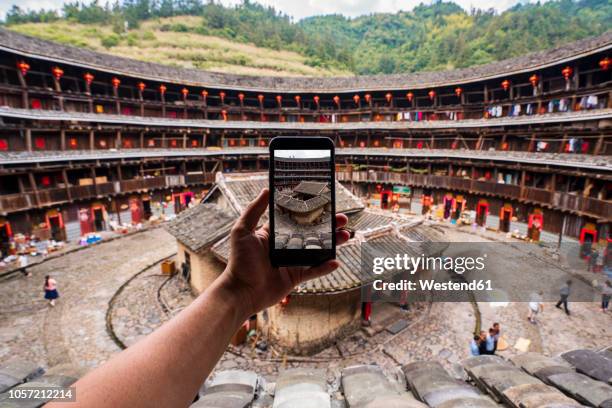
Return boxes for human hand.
[217,188,350,318]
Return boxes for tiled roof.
[293,181,329,196]
[1,28,610,92]
[2,107,611,132]
[164,202,236,253]
[275,192,329,213]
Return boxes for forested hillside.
[3,0,611,76]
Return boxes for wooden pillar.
[549,173,557,192]
[60,128,66,151]
[90,167,99,196]
[558,133,567,153]
[89,130,95,150]
[528,133,536,152]
[53,77,64,111]
[62,168,72,201]
[28,172,40,206]
[116,164,123,181]
[116,130,122,149]
[161,132,167,148]
[593,133,604,155]
[182,132,187,149]
[25,128,32,152]
[139,131,144,149]
[16,69,29,109]
[161,94,166,117]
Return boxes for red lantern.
[221,109,227,121]
[454,87,462,97]
[501,79,510,91]
[137,81,146,92]
[406,92,414,102]
[84,72,94,85]
[529,74,538,87]
[111,77,121,89]
[385,93,392,103]
[428,90,436,100]
[561,66,573,80]
[294,95,301,105]
[275,95,282,105]
[69,138,78,148]
[159,84,167,95]
[52,66,64,80]
[219,91,226,104]
[333,95,340,106]
[201,90,208,99]
[313,95,320,105]
[257,94,264,104]
[17,61,30,76]
[181,87,189,98]
[599,57,610,71]
[238,93,245,102]
[353,94,360,104]
[280,296,290,307]
[364,94,371,103]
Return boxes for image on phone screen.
[272,149,333,250]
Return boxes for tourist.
[477,330,488,356]
[555,279,572,315]
[528,291,544,324]
[602,280,612,313]
[485,328,496,355]
[18,254,31,277]
[46,189,350,408]
[470,335,480,356]
[43,275,59,307]
[588,248,598,272]
[492,322,501,352]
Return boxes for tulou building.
[0,27,610,255]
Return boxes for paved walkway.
[0,228,176,372]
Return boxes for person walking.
[18,254,31,277]
[588,248,598,272]
[555,279,572,315]
[44,275,59,307]
[528,291,544,324]
[602,280,612,313]
[470,335,480,356]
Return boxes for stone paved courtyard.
[0,223,610,383]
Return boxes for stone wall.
[178,242,225,294]
[262,289,362,355]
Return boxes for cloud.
[0,0,541,21]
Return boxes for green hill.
[3,0,611,77]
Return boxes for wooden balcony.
[337,171,611,219]
[0,174,213,214]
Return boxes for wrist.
[208,274,252,326]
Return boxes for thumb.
[234,188,269,233]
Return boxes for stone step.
[341,365,425,408]
[502,383,582,408]
[193,369,259,408]
[403,361,496,408]
[0,360,45,394]
[547,371,612,407]
[0,374,77,408]
[273,368,330,408]
[562,349,612,385]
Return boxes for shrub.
[101,34,120,48]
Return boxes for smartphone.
[269,136,336,267]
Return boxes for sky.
[0,0,539,21]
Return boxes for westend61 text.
[372,279,493,291]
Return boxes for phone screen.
[272,149,334,251]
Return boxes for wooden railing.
[0,174,213,213]
[337,171,611,219]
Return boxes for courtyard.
[0,223,609,382]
